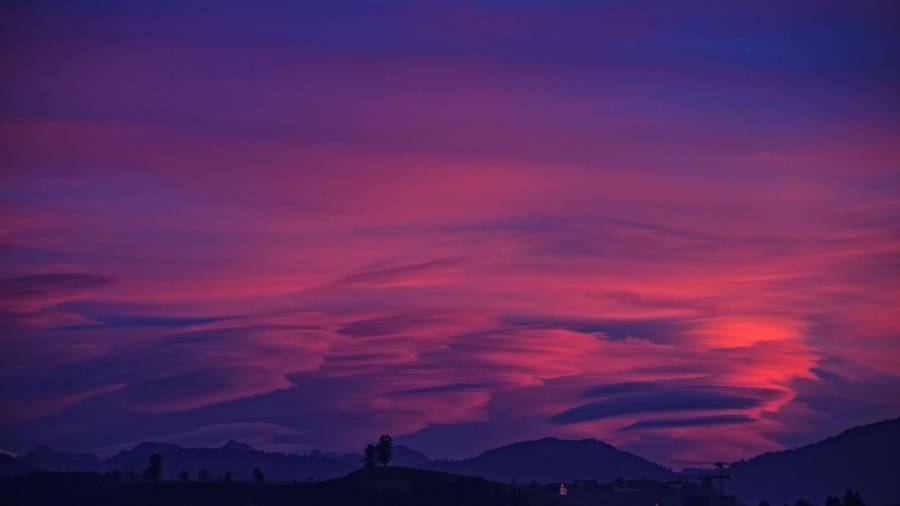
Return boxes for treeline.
[100,452,266,484]
[762,489,870,506]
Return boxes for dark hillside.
[0,467,569,506]
[729,418,900,506]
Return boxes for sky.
[1,1,899,465]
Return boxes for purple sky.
[1,1,899,464]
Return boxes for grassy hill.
[0,467,569,506]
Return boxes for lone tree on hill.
[143,453,162,481]
[253,467,265,483]
[376,434,393,466]
[362,444,378,468]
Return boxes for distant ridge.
[729,417,900,506]
[103,440,356,481]
[18,446,102,472]
[3,436,665,483]
[6,415,899,506]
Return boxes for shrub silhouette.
[142,453,162,481]
[253,467,265,483]
[363,444,378,469]
[179,470,190,481]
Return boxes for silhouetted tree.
[222,471,232,482]
[362,444,378,469]
[375,434,393,466]
[253,467,265,483]
[124,470,138,482]
[197,469,211,481]
[795,499,815,506]
[178,470,189,482]
[142,453,162,481]
[844,490,865,506]
[826,497,842,506]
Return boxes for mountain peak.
[131,441,180,453]
[24,446,58,456]
[222,440,255,451]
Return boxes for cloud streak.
[549,390,763,425]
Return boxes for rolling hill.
[423,437,670,483]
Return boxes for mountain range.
[3,417,898,505]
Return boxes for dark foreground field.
[0,466,568,506]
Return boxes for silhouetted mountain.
[729,417,900,506]
[18,446,102,472]
[391,445,431,467]
[423,437,669,483]
[0,454,33,479]
[7,416,900,505]
[103,440,356,481]
[221,440,254,451]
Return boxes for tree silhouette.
[795,500,815,506]
[843,489,866,506]
[375,434,393,467]
[253,467,265,483]
[222,471,232,482]
[362,444,378,469]
[826,497,842,506]
[178,470,189,482]
[142,453,162,481]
